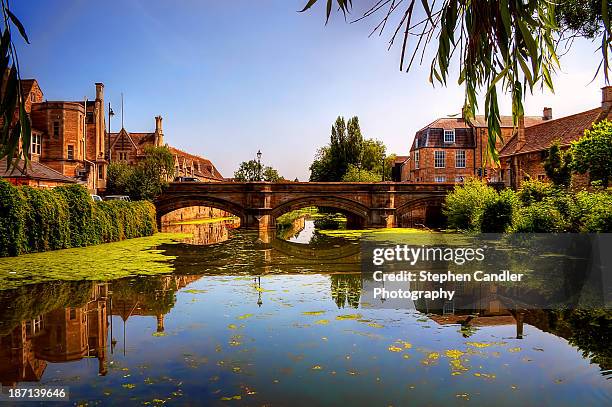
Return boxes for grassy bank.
[0,180,157,257]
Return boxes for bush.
[517,180,556,206]
[0,182,158,257]
[480,189,519,233]
[0,180,26,256]
[512,201,566,233]
[574,191,612,232]
[443,179,498,231]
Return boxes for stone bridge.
[155,182,455,230]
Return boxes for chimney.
[154,115,163,147]
[602,86,612,111]
[95,82,104,101]
[543,107,552,120]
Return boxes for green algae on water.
[0,233,191,290]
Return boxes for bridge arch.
[269,196,370,228]
[154,195,247,226]
[395,196,446,228]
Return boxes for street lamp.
[381,153,386,182]
[107,103,115,160]
[256,150,262,181]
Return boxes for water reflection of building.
[0,283,108,386]
[109,275,202,345]
[162,219,240,246]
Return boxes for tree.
[309,116,396,181]
[106,146,174,201]
[106,162,133,195]
[543,142,573,188]
[571,119,612,187]
[300,1,612,163]
[0,5,32,170]
[342,164,381,182]
[234,159,284,182]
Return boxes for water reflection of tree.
[330,274,362,309]
[0,281,93,335]
[526,309,612,373]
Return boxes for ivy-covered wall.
[0,180,157,257]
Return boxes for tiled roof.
[0,160,77,183]
[418,115,545,132]
[499,107,609,157]
[394,155,409,163]
[168,146,223,180]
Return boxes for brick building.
[6,80,109,192]
[500,86,612,189]
[406,114,547,183]
[108,116,224,182]
[2,76,224,192]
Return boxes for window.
[53,121,60,138]
[119,152,128,161]
[98,165,104,180]
[30,93,36,103]
[444,129,455,143]
[31,133,41,155]
[69,309,76,320]
[434,151,446,168]
[455,150,466,168]
[414,151,420,169]
[414,137,419,148]
[86,112,94,124]
[67,145,74,160]
[435,176,446,182]
[455,176,465,183]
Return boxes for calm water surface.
[0,219,610,406]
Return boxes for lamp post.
[256,150,262,181]
[107,103,114,161]
[381,153,386,182]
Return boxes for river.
[0,218,610,406]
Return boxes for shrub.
[0,182,158,257]
[480,189,519,233]
[0,180,26,256]
[574,191,612,232]
[512,201,566,233]
[517,180,556,206]
[53,184,96,247]
[443,179,497,231]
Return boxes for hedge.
[0,180,157,257]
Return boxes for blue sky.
[14,1,608,180]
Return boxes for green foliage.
[341,164,381,182]
[301,1,612,163]
[480,189,519,233]
[543,142,573,188]
[310,116,393,181]
[106,162,133,195]
[571,119,612,187]
[234,159,284,182]
[574,190,612,232]
[0,180,26,256]
[0,7,32,171]
[443,179,498,231]
[512,201,565,233]
[0,181,157,257]
[517,180,556,206]
[106,146,174,200]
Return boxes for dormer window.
[415,137,419,148]
[444,129,455,143]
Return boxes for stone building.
[108,115,224,182]
[407,114,547,183]
[28,82,108,192]
[500,86,612,189]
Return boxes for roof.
[168,146,223,180]
[418,115,545,132]
[394,156,410,164]
[499,107,610,157]
[0,160,77,183]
